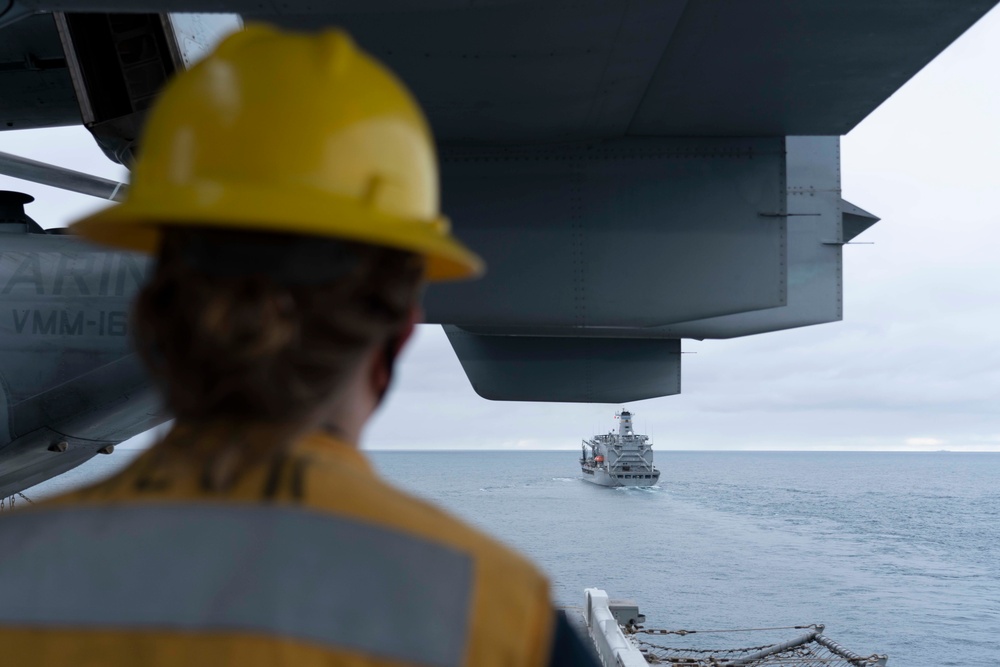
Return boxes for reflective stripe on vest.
[0,504,473,667]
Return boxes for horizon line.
[113,446,1000,453]
[358,448,998,453]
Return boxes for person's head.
[134,228,424,439]
[70,26,483,463]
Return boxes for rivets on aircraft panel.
[48,441,68,453]
[98,444,115,455]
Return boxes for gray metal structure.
[0,150,125,201]
[0,192,156,497]
[575,588,889,667]
[0,1,996,494]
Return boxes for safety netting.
[0,492,32,511]
[632,625,888,666]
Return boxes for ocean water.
[23,450,1000,666]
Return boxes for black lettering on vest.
[2,255,44,295]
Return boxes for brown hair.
[133,228,423,476]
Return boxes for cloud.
[904,437,946,448]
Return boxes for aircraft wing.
[0,1,996,405]
[0,12,77,131]
[2,1,995,137]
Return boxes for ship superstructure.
[580,410,660,487]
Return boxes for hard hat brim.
[71,182,484,282]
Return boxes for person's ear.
[372,305,422,400]
[396,305,421,350]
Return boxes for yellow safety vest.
[0,431,554,667]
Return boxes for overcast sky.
[2,8,999,452]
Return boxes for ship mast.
[617,409,634,437]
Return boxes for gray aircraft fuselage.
[0,199,160,498]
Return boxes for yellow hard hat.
[72,24,483,282]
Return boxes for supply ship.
[580,411,660,487]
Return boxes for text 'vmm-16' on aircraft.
[0,1,996,495]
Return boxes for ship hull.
[581,466,659,488]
